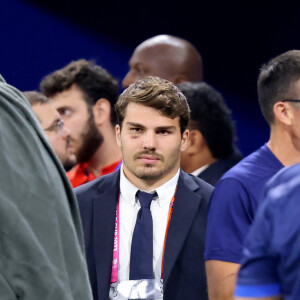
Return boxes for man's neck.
[268,128,300,166]
[184,148,216,174]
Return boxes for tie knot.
[137,190,157,208]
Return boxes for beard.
[134,166,165,180]
[63,157,77,172]
[131,151,165,180]
[63,137,77,171]
[76,114,103,163]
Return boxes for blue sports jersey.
[235,162,300,299]
[205,144,283,263]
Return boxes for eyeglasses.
[44,119,64,136]
[281,99,300,103]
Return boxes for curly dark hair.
[40,59,119,125]
[178,81,235,159]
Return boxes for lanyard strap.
[161,193,175,279]
[110,191,176,283]
[111,201,120,283]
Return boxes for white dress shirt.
[191,164,209,177]
[118,166,180,281]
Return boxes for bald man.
[122,34,203,88]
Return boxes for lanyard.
[110,191,176,283]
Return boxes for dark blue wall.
[0,0,130,91]
[3,0,299,156]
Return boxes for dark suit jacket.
[198,147,243,186]
[76,170,213,300]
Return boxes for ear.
[115,124,122,147]
[183,129,205,154]
[180,129,190,152]
[273,102,293,126]
[93,98,111,126]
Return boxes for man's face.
[122,44,179,88]
[50,84,103,163]
[116,102,188,187]
[280,79,300,146]
[32,102,76,166]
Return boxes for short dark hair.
[23,91,49,106]
[116,76,190,133]
[40,59,119,124]
[258,50,300,124]
[178,82,235,159]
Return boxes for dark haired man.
[76,76,213,300]
[23,91,76,170]
[40,59,121,187]
[122,34,203,88]
[178,82,243,186]
[205,50,300,300]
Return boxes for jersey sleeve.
[205,177,256,263]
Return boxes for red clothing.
[67,159,122,188]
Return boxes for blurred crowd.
[1,35,299,300]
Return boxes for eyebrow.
[56,106,72,112]
[126,122,176,131]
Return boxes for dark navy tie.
[129,190,157,280]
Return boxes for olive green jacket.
[0,75,92,300]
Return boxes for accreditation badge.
[110,279,163,299]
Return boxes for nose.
[62,126,71,139]
[142,130,156,150]
[122,71,134,89]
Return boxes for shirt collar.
[119,165,180,207]
[191,164,209,177]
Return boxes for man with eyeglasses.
[24,91,77,170]
[205,50,300,300]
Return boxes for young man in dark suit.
[76,76,213,300]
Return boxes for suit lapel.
[163,171,203,287]
[92,171,120,299]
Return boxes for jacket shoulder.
[180,170,214,199]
